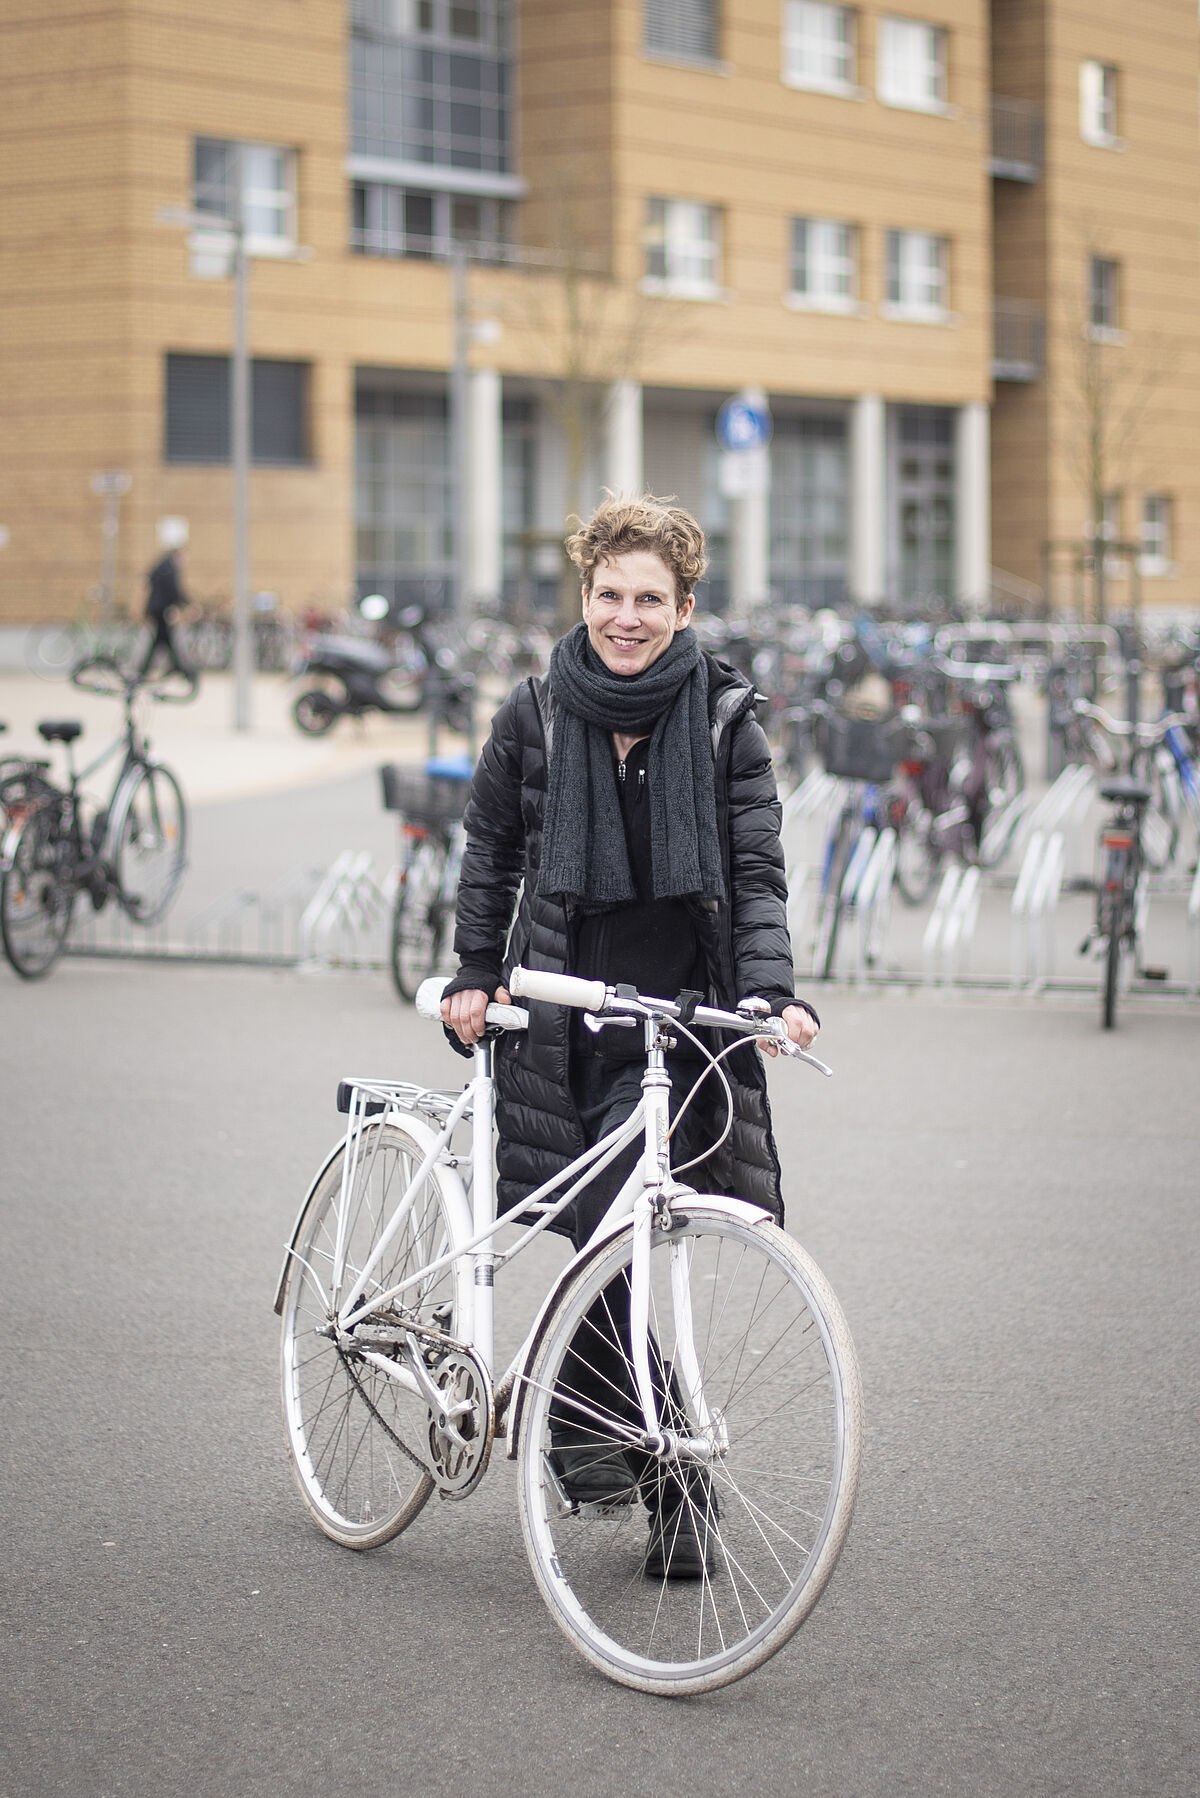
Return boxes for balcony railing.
[990,97,1044,180]
[993,299,1045,381]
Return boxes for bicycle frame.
[301,1016,695,1458]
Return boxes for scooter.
[290,597,473,737]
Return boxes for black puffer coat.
[450,656,800,1223]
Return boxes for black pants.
[551,1054,705,1450]
[138,617,195,684]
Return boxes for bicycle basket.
[379,762,470,827]
[820,715,898,783]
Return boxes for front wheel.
[0,800,76,977]
[517,1203,862,1696]
[280,1119,469,1549]
[390,837,446,1002]
[110,764,187,923]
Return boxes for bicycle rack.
[853,827,897,984]
[922,864,982,984]
[297,850,390,969]
[1188,860,1200,993]
[782,772,848,952]
[1010,829,1066,986]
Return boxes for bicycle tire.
[390,837,446,1002]
[1099,852,1128,1030]
[517,1202,862,1696]
[280,1117,470,1549]
[812,808,857,981]
[894,802,940,905]
[0,800,76,978]
[110,763,187,924]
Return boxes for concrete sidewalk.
[0,669,478,805]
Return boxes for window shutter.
[644,0,718,61]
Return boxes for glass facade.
[770,415,849,607]
[893,406,955,603]
[350,0,512,171]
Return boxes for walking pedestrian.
[138,542,197,690]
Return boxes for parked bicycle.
[1073,700,1194,1026]
[0,658,189,978]
[809,710,902,980]
[275,966,861,1695]
[381,756,472,1001]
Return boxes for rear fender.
[272,1111,472,1319]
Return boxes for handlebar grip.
[414,975,529,1032]
[415,976,450,1020]
[508,966,608,1012]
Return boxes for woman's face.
[581,549,695,677]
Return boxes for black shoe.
[644,1487,719,1580]
[549,1441,639,1505]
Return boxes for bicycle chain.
[336,1344,431,1481]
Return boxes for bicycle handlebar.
[508,966,833,1076]
[1072,698,1192,744]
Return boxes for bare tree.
[479,163,694,629]
[1061,226,1165,623]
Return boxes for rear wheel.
[0,800,76,978]
[111,764,187,923]
[390,836,446,1002]
[894,801,940,905]
[280,1119,469,1549]
[517,1203,862,1695]
[812,809,857,981]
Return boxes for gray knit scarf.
[540,621,726,907]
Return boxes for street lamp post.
[229,148,254,732]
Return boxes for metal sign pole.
[230,151,253,733]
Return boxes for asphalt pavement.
[2,952,1197,1798]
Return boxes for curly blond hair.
[565,493,708,607]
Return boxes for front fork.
[626,1030,719,1467]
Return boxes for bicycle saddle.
[36,720,83,744]
[1099,778,1153,807]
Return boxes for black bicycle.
[0,659,189,979]
[380,756,472,1001]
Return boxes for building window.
[193,139,297,253]
[355,385,452,604]
[782,2,856,94]
[165,354,311,465]
[885,230,948,320]
[350,0,512,171]
[789,217,858,310]
[894,406,954,602]
[1140,495,1172,573]
[351,183,510,259]
[644,0,719,63]
[877,16,947,112]
[1080,61,1119,147]
[643,199,722,298]
[770,414,849,607]
[1088,256,1120,332]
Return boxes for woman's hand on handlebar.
[759,1004,820,1059]
[441,984,512,1046]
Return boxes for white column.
[467,366,502,610]
[955,401,991,609]
[850,392,886,607]
[729,385,771,607]
[604,378,643,496]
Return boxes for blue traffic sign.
[716,396,772,452]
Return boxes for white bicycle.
[275,966,862,1696]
